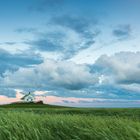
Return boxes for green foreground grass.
[0,104,139,140]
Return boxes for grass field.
[0,103,139,140]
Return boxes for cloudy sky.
[0,0,140,107]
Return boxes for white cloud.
[1,51,140,100]
[94,51,140,85]
[3,59,97,90]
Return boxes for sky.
[0,0,140,107]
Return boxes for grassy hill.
[0,102,67,108]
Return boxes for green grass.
[0,104,139,140]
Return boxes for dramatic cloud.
[0,0,140,107]
[0,49,43,75]
[93,51,140,85]
[1,52,140,101]
[24,16,100,59]
[2,59,97,90]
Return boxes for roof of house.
[21,92,34,100]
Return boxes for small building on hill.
[21,92,35,102]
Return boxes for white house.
[21,92,35,102]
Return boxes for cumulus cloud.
[1,51,140,101]
[93,51,140,85]
[2,59,97,90]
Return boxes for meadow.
[0,104,139,140]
